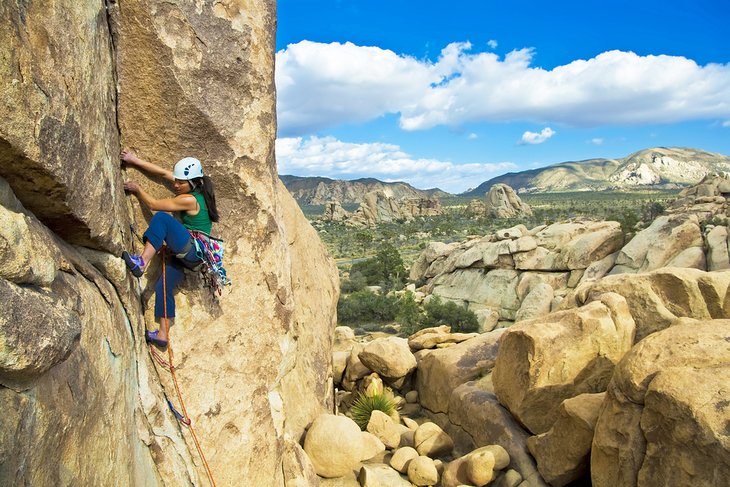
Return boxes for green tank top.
[179,192,212,234]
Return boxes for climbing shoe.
[145,330,168,349]
[122,251,145,277]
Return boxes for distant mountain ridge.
[462,147,730,196]
[280,175,449,205]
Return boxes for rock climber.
[120,149,220,348]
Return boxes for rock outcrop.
[1,1,338,485]
[348,190,443,226]
[321,199,350,222]
[280,175,448,206]
[410,220,624,327]
[485,184,533,218]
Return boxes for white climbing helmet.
[172,157,204,180]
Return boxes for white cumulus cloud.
[591,137,605,145]
[487,39,498,49]
[276,41,730,134]
[276,136,516,193]
[520,127,556,145]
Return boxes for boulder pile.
[305,180,730,486]
[307,328,531,486]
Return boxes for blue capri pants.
[143,212,201,318]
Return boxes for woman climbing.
[120,149,220,348]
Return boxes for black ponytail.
[190,176,219,222]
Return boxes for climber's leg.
[143,212,193,255]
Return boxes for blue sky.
[275,0,730,193]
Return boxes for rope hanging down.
[153,247,217,487]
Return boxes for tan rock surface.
[416,330,505,414]
[303,414,366,478]
[430,268,520,315]
[591,320,730,487]
[390,446,419,473]
[359,337,417,379]
[367,410,404,450]
[706,225,730,270]
[574,267,730,342]
[414,422,455,457]
[358,464,412,487]
[441,456,472,487]
[466,449,496,486]
[283,437,321,487]
[0,185,196,485]
[447,380,547,486]
[527,393,605,487]
[514,282,554,322]
[493,294,635,434]
[612,213,703,273]
[0,0,129,253]
[408,456,439,486]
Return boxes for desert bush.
[337,290,399,325]
[422,296,479,333]
[350,242,406,291]
[340,271,367,293]
[349,391,398,430]
[395,292,422,330]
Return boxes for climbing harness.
[150,247,218,487]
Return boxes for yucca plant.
[349,391,397,430]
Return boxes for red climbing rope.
[152,246,217,487]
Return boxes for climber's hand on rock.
[121,149,139,166]
[124,180,141,193]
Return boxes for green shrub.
[350,242,406,291]
[341,271,367,293]
[349,392,397,430]
[396,292,422,331]
[337,290,399,325]
[422,296,479,333]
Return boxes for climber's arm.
[121,149,174,183]
[124,182,196,212]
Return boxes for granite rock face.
[0,0,129,253]
[1,1,338,485]
[492,293,635,434]
[591,320,730,487]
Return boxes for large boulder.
[514,282,553,322]
[0,0,129,253]
[527,393,605,487]
[430,268,520,318]
[611,213,703,273]
[359,337,417,380]
[304,414,373,478]
[321,200,350,222]
[591,320,730,487]
[446,379,547,487]
[705,225,730,270]
[485,184,533,218]
[413,422,455,457]
[574,267,730,342]
[358,464,412,487]
[493,293,635,434]
[416,330,505,414]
